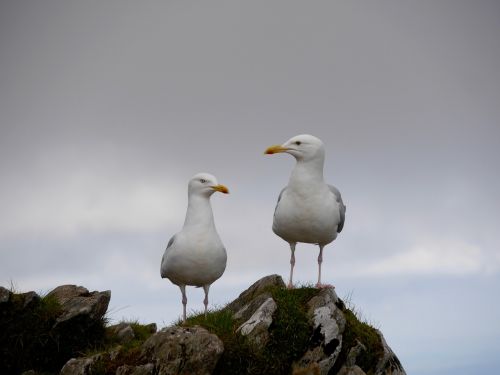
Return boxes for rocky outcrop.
[60,353,109,375]
[292,288,346,373]
[109,323,136,344]
[1,276,405,375]
[47,285,111,326]
[0,285,110,374]
[141,326,224,375]
[225,273,285,318]
[374,330,405,375]
[222,274,406,375]
[236,297,277,345]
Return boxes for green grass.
[342,309,384,372]
[180,285,385,375]
[1,283,387,375]
[0,296,157,375]
[263,286,319,373]
[88,320,157,375]
[331,296,385,375]
[181,307,235,337]
[181,308,254,374]
[180,285,320,375]
[102,320,156,349]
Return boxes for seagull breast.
[273,184,340,245]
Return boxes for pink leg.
[316,245,334,289]
[203,284,210,318]
[288,242,296,289]
[179,284,187,322]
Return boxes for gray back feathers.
[329,185,346,233]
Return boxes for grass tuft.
[179,285,320,375]
[262,286,318,373]
[331,293,385,374]
[342,309,384,372]
[86,320,157,375]
[180,307,254,374]
[183,307,235,337]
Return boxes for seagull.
[161,173,229,322]
[265,134,346,288]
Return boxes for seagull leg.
[288,242,296,289]
[203,284,210,318]
[316,245,334,289]
[179,284,187,323]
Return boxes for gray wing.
[166,235,176,249]
[273,187,287,218]
[328,185,346,233]
[161,235,176,278]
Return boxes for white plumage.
[265,134,346,288]
[161,172,228,322]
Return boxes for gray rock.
[141,325,223,375]
[59,353,108,375]
[294,287,346,375]
[345,340,367,367]
[225,274,285,315]
[48,285,89,304]
[60,357,94,375]
[374,330,406,375]
[232,292,274,322]
[19,291,40,308]
[47,285,110,325]
[237,297,277,345]
[109,323,136,344]
[115,363,155,375]
[306,287,341,314]
[337,341,368,375]
[0,286,11,303]
[117,325,135,344]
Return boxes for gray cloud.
[1,1,500,374]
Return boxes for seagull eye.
[295,141,301,145]
[200,179,207,183]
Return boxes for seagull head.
[188,172,229,197]
[265,134,325,162]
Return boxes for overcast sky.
[1,1,500,374]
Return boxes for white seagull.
[265,134,346,288]
[161,173,229,322]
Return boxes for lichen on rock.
[141,325,224,375]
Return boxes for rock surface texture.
[47,285,111,326]
[1,276,405,375]
[0,284,110,374]
[292,288,347,374]
[141,326,224,375]
[223,275,406,375]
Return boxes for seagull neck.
[183,194,215,229]
[289,158,325,187]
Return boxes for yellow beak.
[211,184,229,194]
[264,145,289,154]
